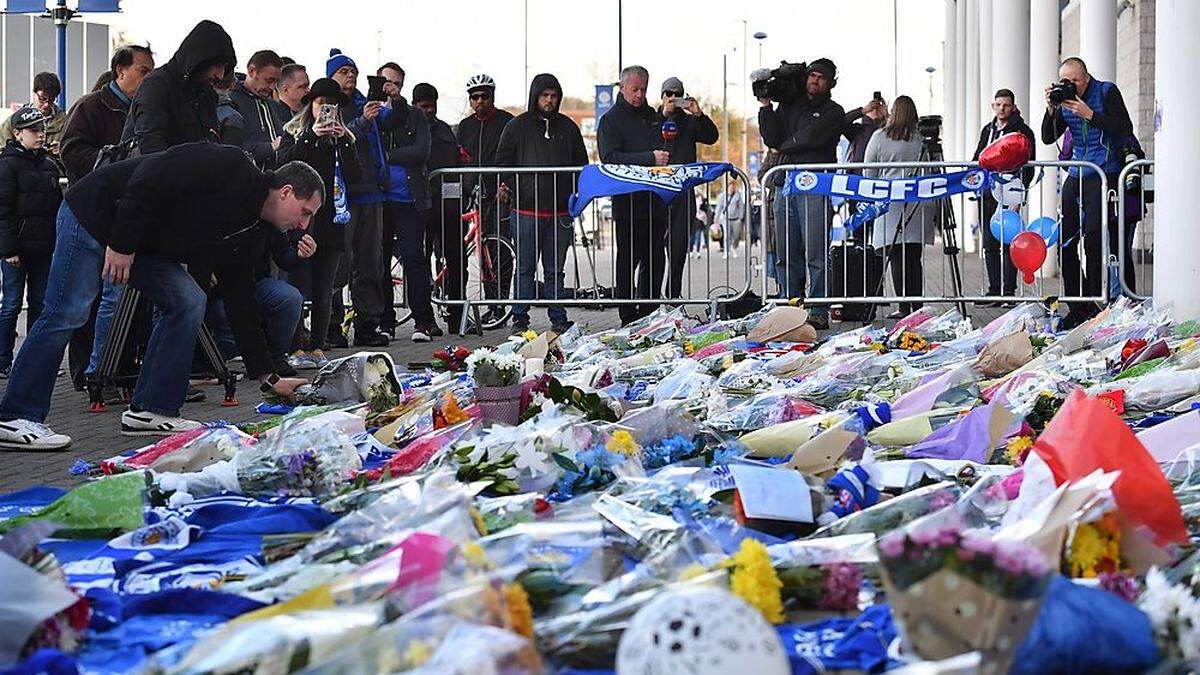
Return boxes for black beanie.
[412,82,438,103]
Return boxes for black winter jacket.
[229,79,286,168]
[425,115,460,196]
[65,143,279,378]
[597,93,668,215]
[456,106,514,198]
[277,116,362,253]
[654,103,719,164]
[495,74,589,215]
[758,92,845,185]
[120,20,236,154]
[380,97,431,211]
[0,140,63,257]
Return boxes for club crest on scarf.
[597,163,709,191]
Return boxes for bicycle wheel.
[467,234,515,330]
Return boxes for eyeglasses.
[470,92,491,101]
[663,91,682,98]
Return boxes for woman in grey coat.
[863,96,937,317]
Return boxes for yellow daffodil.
[723,538,785,624]
[605,429,642,457]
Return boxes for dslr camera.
[752,61,808,104]
[1048,79,1078,106]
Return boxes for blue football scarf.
[782,168,992,232]
[569,162,734,217]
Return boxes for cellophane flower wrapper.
[706,392,824,433]
[809,482,963,539]
[302,614,542,675]
[102,424,254,475]
[649,359,713,402]
[295,351,404,409]
[232,417,361,497]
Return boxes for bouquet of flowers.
[878,521,1051,670]
[235,420,361,497]
[455,408,597,495]
[292,352,403,411]
[468,348,526,425]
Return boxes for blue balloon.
[989,208,1025,245]
[1026,215,1061,246]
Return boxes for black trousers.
[664,188,695,298]
[385,202,435,326]
[305,245,342,351]
[886,243,924,315]
[1060,173,1123,299]
[980,193,1017,297]
[614,195,669,324]
[425,196,466,325]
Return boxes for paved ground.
[0,239,1148,492]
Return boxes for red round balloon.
[978,132,1032,173]
[1011,230,1047,284]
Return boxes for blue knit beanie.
[326,48,357,78]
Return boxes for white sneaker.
[121,409,203,437]
[0,419,71,451]
[411,328,431,343]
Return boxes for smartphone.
[873,90,883,102]
[317,103,337,128]
[367,75,388,102]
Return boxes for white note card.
[730,463,815,523]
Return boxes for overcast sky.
[111,0,946,122]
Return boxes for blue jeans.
[0,204,207,422]
[511,212,573,326]
[0,254,51,369]
[207,277,302,361]
[773,192,829,316]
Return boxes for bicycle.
[390,185,516,333]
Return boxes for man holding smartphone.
[657,77,718,298]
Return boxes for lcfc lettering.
[825,174,949,201]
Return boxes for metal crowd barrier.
[389,165,755,333]
[757,160,1111,317]
[1116,159,1153,301]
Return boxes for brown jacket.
[60,85,131,183]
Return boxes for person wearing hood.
[322,48,390,347]
[0,107,62,377]
[597,65,670,326]
[758,57,845,330]
[972,88,1036,300]
[414,83,467,334]
[120,19,236,154]
[277,77,361,370]
[229,50,287,169]
[456,74,515,328]
[495,73,588,334]
[656,76,718,298]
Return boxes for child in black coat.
[0,106,63,375]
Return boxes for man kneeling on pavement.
[0,143,317,450]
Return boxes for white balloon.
[990,173,1027,207]
[616,585,790,675]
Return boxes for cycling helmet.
[466,73,496,92]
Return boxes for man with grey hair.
[597,65,670,325]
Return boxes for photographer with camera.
[973,88,1035,301]
[1041,56,1133,327]
[657,77,718,297]
[758,58,845,329]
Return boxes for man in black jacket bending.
[496,73,589,334]
[0,144,317,451]
[597,65,670,325]
[758,58,845,329]
[657,76,718,298]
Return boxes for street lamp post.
[753,31,767,68]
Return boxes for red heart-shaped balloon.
[978,132,1032,173]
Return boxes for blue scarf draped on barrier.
[568,162,734,217]
[781,168,992,232]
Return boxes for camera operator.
[656,77,718,298]
[758,58,845,329]
[1041,56,1133,327]
[973,88,1035,301]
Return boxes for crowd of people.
[0,17,1139,451]
[753,54,1136,329]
